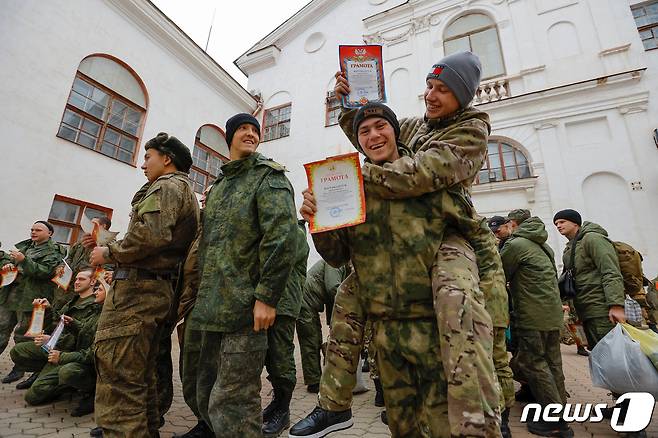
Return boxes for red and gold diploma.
[304,153,366,233]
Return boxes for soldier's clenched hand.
[334,71,350,100]
[47,350,61,364]
[300,189,318,223]
[90,246,109,266]
[253,299,276,331]
[9,250,25,263]
[608,305,626,324]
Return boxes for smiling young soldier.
[181,113,298,438]
[291,101,502,438]
[88,132,199,438]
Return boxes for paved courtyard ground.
[0,330,656,437]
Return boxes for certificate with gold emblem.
[304,153,366,233]
[339,45,386,108]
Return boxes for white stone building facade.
[0,0,255,248]
[236,0,658,273]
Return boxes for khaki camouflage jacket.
[313,146,457,320]
[0,239,62,312]
[58,303,102,366]
[107,171,199,272]
[187,152,298,333]
[338,107,509,326]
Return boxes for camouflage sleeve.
[59,315,99,366]
[311,229,351,270]
[107,180,187,264]
[323,263,346,297]
[20,248,61,279]
[584,234,625,308]
[253,171,298,307]
[361,118,488,199]
[176,233,200,322]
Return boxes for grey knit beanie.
[426,51,482,108]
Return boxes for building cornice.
[234,0,344,76]
[103,0,257,109]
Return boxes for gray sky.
[151,0,310,88]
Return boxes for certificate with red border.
[304,153,366,233]
[339,45,386,108]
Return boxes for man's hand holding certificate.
[339,45,386,108]
[303,153,366,233]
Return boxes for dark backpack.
[612,241,645,297]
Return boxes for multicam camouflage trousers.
[0,307,31,355]
[183,325,268,438]
[320,234,502,437]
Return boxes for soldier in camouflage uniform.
[0,221,63,384]
[262,221,309,437]
[292,98,500,437]
[89,132,199,438]
[296,259,348,392]
[64,217,112,278]
[10,268,103,415]
[646,276,658,332]
[183,113,298,438]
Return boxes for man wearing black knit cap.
[553,209,626,348]
[88,132,199,437]
[0,220,63,385]
[181,113,299,437]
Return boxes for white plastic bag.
[590,324,658,397]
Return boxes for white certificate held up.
[339,45,386,108]
[42,316,65,353]
[304,153,366,233]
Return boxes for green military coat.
[276,224,310,319]
[500,217,563,331]
[562,221,625,321]
[0,239,62,312]
[46,293,99,354]
[187,152,298,333]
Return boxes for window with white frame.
[475,139,532,184]
[263,103,292,142]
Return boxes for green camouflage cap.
[507,209,531,224]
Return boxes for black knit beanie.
[353,102,400,144]
[225,113,261,148]
[553,209,582,226]
[145,133,193,173]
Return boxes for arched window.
[443,13,505,79]
[189,125,229,194]
[57,55,147,164]
[476,139,532,184]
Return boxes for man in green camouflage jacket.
[10,267,103,415]
[183,113,298,438]
[89,132,199,438]
[0,221,63,384]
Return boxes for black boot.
[262,387,292,437]
[527,419,574,437]
[361,350,370,373]
[16,372,39,390]
[306,383,319,393]
[71,392,94,417]
[373,378,385,407]
[380,410,388,425]
[501,408,512,438]
[2,367,24,384]
[262,389,280,423]
[289,406,353,437]
[576,345,589,356]
[173,420,213,438]
[89,427,103,437]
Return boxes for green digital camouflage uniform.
[11,294,101,405]
[0,238,62,354]
[265,224,309,399]
[94,172,199,438]
[561,222,625,348]
[296,260,348,386]
[314,150,500,438]
[184,152,298,437]
[500,217,566,406]
[339,107,512,418]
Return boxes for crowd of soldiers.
[0,49,655,438]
